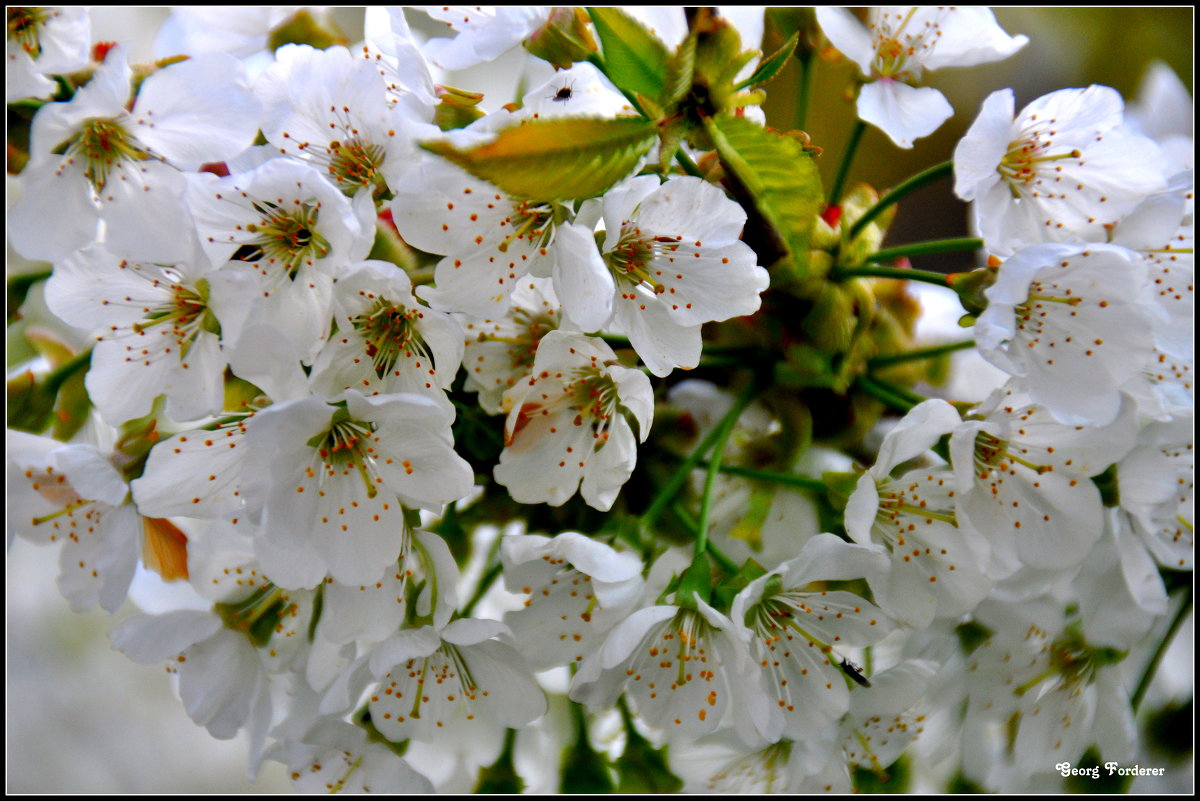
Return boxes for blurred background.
[7,6,1193,794]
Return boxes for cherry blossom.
[494,331,652,510]
[954,85,1166,252]
[817,7,1027,148]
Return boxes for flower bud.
[523,7,598,70]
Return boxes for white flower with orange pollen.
[187,158,370,360]
[460,277,563,415]
[494,331,652,511]
[255,44,419,198]
[974,243,1163,426]
[10,45,261,263]
[45,243,227,425]
[500,531,644,670]
[414,6,551,70]
[845,400,992,628]
[6,6,90,102]
[365,619,547,743]
[817,6,1027,148]
[730,534,894,738]
[238,390,473,587]
[950,387,1138,577]
[390,157,574,320]
[564,175,769,376]
[309,260,463,416]
[954,85,1167,253]
[570,599,775,745]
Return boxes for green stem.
[641,382,759,533]
[461,560,503,617]
[827,118,866,207]
[693,459,826,492]
[672,503,738,575]
[871,237,983,263]
[868,339,975,369]
[833,263,951,287]
[695,390,751,557]
[675,149,705,178]
[856,375,921,413]
[848,160,953,242]
[1131,588,1192,713]
[794,52,814,131]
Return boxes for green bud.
[523,7,597,70]
[433,85,487,131]
[947,266,998,316]
[266,9,346,51]
[803,282,858,352]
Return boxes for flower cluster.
[7,6,1192,794]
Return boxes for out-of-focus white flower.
[8,431,139,613]
[6,7,90,101]
[818,6,1027,148]
[365,618,547,742]
[1118,414,1194,571]
[274,720,435,793]
[500,531,643,671]
[1126,61,1194,175]
[494,331,652,511]
[954,86,1166,253]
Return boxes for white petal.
[857,81,953,149]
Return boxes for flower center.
[309,408,381,497]
[7,7,50,58]
[326,136,387,195]
[972,431,1051,475]
[244,199,330,275]
[870,7,937,80]
[707,740,793,793]
[998,135,1082,191]
[351,299,430,378]
[605,224,681,296]
[214,583,296,648]
[130,275,219,358]
[57,117,148,192]
[498,200,563,253]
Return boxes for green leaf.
[735,31,799,89]
[660,33,696,107]
[705,114,822,277]
[421,117,655,201]
[586,7,668,101]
